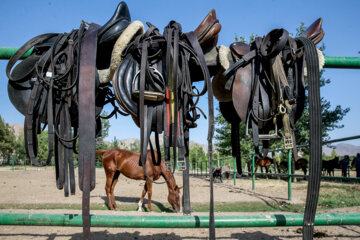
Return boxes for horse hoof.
[138,208,142,212]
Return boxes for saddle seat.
[301,18,324,44]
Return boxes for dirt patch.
[0,168,359,239]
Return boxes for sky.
[0,0,359,146]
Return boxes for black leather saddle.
[6,1,131,197]
[113,10,220,176]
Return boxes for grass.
[318,183,360,209]
[0,202,305,213]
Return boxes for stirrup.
[258,122,281,140]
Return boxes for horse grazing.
[96,148,182,212]
[279,158,308,175]
[322,157,340,176]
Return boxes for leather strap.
[297,37,321,240]
[78,23,100,239]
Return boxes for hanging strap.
[297,37,321,240]
[78,23,100,239]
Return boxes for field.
[0,167,359,239]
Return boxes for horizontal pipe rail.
[0,47,360,69]
[324,56,360,69]
[242,171,360,181]
[0,47,32,60]
[0,213,359,228]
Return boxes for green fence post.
[252,153,255,190]
[220,159,223,183]
[200,162,203,177]
[206,161,208,178]
[233,157,236,186]
[196,162,198,176]
[288,150,292,201]
[11,155,14,171]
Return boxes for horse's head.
[168,185,182,213]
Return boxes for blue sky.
[0,0,359,145]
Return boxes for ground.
[0,167,359,239]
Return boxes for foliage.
[189,143,207,164]
[14,133,26,164]
[0,116,16,163]
[96,111,111,150]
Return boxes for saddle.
[113,10,220,175]
[214,18,324,160]
[6,2,131,196]
[213,18,324,240]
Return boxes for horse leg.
[105,171,115,210]
[146,179,153,211]
[138,183,148,212]
[110,171,120,210]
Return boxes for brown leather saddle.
[214,18,324,240]
[214,18,324,161]
[113,10,220,176]
[6,2,131,196]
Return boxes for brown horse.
[247,156,274,174]
[96,148,182,212]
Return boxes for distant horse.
[96,148,182,212]
[322,157,340,176]
[279,158,308,175]
[248,156,274,175]
[212,166,230,179]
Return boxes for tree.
[215,23,349,158]
[0,116,16,163]
[96,111,111,150]
[14,133,27,164]
[189,143,207,164]
[111,136,120,148]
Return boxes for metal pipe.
[288,150,292,201]
[233,157,236,186]
[0,213,359,228]
[324,56,360,69]
[0,47,33,60]
[252,154,255,190]
[220,159,223,183]
[1,48,359,69]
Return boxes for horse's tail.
[96,149,108,157]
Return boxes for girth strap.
[78,23,100,239]
[297,37,322,240]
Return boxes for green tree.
[189,143,207,166]
[37,131,50,164]
[129,141,140,152]
[111,136,120,148]
[0,116,16,163]
[14,133,27,164]
[96,111,111,150]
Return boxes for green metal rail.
[0,47,33,60]
[0,213,359,228]
[0,47,360,69]
[324,56,360,69]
